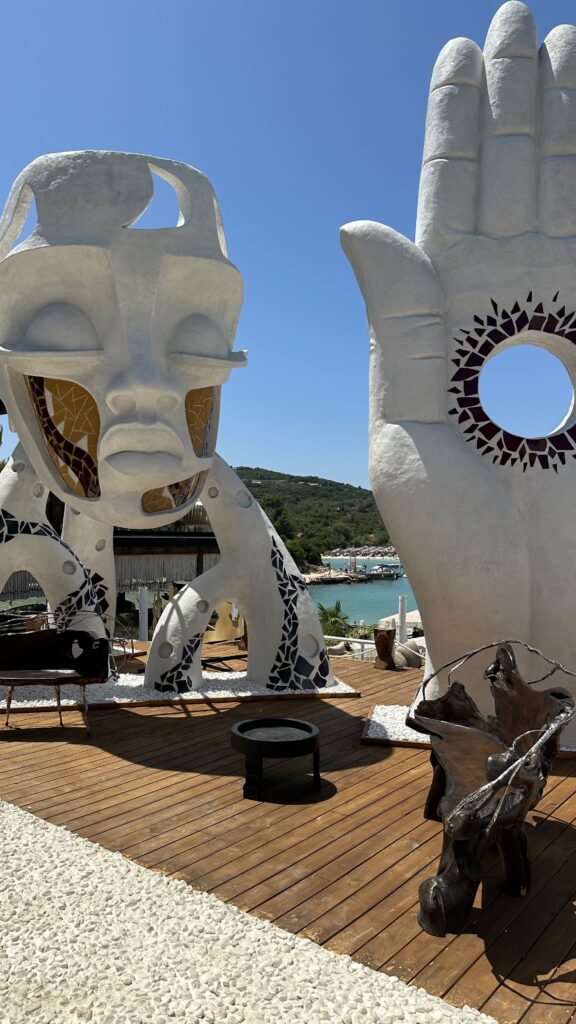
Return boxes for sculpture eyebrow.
[169,351,247,367]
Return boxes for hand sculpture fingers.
[416,37,483,254]
[418,2,565,255]
[540,25,576,235]
[340,222,445,424]
[478,1,538,237]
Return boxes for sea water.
[309,557,417,625]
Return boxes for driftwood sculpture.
[408,643,574,937]
[373,622,422,672]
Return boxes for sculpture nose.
[106,370,181,418]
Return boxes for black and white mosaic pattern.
[156,634,204,694]
[53,573,103,631]
[0,507,60,546]
[267,537,330,693]
[0,506,106,633]
[449,293,576,471]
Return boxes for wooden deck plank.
[379,773,576,996]
[416,781,576,978]
[0,653,574,1023]
[267,823,440,934]
[122,751,420,864]
[195,778,432,901]
[173,765,431,884]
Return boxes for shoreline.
[323,545,398,559]
[304,550,403,586]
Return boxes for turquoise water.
[309,557,417,625]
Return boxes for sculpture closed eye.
[24,303,100,353]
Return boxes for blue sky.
[0,0,575,487]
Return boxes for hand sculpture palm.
[342,2,576,721]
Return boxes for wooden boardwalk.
[0,648,575,1023]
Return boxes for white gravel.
[365,704,576,752]
[0,672,355,709]
[365,705,430,746]
[0,798,497,1024]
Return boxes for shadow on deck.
[0,647,574,1023]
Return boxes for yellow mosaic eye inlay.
[26,375,101,499]
[141,387,217,514]
[185,386,216,457]
[141,471,208,514]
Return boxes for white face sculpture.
[0,151,246,528]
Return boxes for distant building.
[0,500,219,602]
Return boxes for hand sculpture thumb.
[340,221,445,425]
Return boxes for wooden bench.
[0,669,105,734]
[0,631,110,737]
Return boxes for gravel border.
[0,672,355,710]
[364,704,576,752]
[364,705,430,746]
[0,798,497,1024]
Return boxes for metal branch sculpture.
[409,643,574,936]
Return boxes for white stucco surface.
[342,2,576,743]
[0,797,498,1024]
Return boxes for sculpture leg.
[494,824,530,897]
[0,455,106,641]
[147,455,335,696]
[145,563,228,693]
[423,750,446,822]
[418,833,485,936]
[202,456,334,693]
[61,509,116,637]
[244,753,263,798]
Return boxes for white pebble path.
[0,672,355,710]
[0,799,497,1024]
[365,706,430,745]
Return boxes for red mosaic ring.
[448,292,576,471]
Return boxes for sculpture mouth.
[100,424,185,461]
[105,451,184,478]
[99,422,189,480]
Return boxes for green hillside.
[234,466,388,568]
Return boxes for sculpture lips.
[105,451,184,478]
[100,424,187,477]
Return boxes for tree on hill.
[234,465,389,569]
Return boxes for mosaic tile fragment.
[449,293,576,470]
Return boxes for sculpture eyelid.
[0,349,103,371]
[169,351,247,368]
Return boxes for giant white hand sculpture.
[342,2,576,729]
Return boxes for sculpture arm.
[0,448,106,638]
[146,455,333,694]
